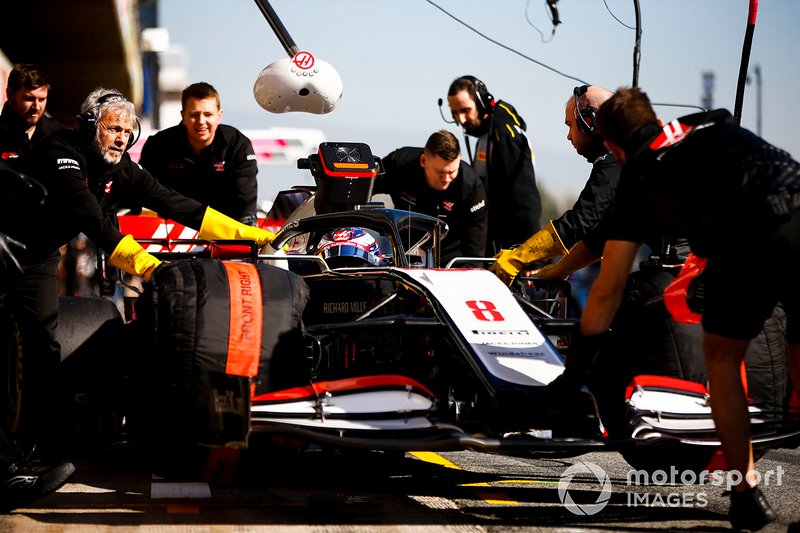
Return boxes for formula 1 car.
[103,142,800,482]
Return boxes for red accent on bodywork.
[252,374,434,402]
[663,252,707,325]
[625,374,709,400]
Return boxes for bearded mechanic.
[447,76,541,255]
[12,88,274,278]
[3,90,275,451]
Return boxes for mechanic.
[447,76,541,254]
[554,87,800,532]
[138,82,258,225]
[0,64,63,166]
[490,85,619,285]
[0,65,66,454]
[376,130,487,266]
[3,88,275,457]
[0,163,75,512]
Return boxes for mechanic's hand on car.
[527,262,569,280]
[489,222,568,286]
[545,333,609,402]
[489,248,522,286]
[516,267,545,289]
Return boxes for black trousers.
[0,253,60,446]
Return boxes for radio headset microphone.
[436,98,474,163]
[438,98,456,124]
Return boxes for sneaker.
[0,460,75,512]
[729,485,778,532]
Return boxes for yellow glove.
[489,220,568,286]
[198,207,276,249]
[108,234,163,281]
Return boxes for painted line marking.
[410,451,519,505]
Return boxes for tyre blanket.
[132,258,309,449]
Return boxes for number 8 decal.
[466,300,504,321]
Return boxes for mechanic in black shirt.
[138,82,258,225]
[0,65,63,165]
[555,87,800,531]
[447,76,541,254]
[491,85,619,285]
[3,88,275,453]
[0,162,75,512]
[0,65,66,450]
[376,130,487,266]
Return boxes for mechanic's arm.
[545,239,639,395]
[531,240,599,280]
[579,239,640,335]
[58,161,164,281]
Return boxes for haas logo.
[649,119,696,151]
[292,51,315,70]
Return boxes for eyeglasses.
[99,122,132,138]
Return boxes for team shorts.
[701,210,800,343]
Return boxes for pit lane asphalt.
[3,442,800,532]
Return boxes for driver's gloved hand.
[546,333,609,402]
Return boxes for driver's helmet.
[317,227,383,268]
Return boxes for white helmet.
[316,228,383,268]
[253,51,343,115]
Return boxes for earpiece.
[75,93,139,151]
[462,75,495,116]
[573,85,597,136]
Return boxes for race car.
[91,142,800,482]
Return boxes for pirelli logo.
[223,262,263,377]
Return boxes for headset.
[573,84,597,136]
[75,92,140,151]
[461,75,495,116]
